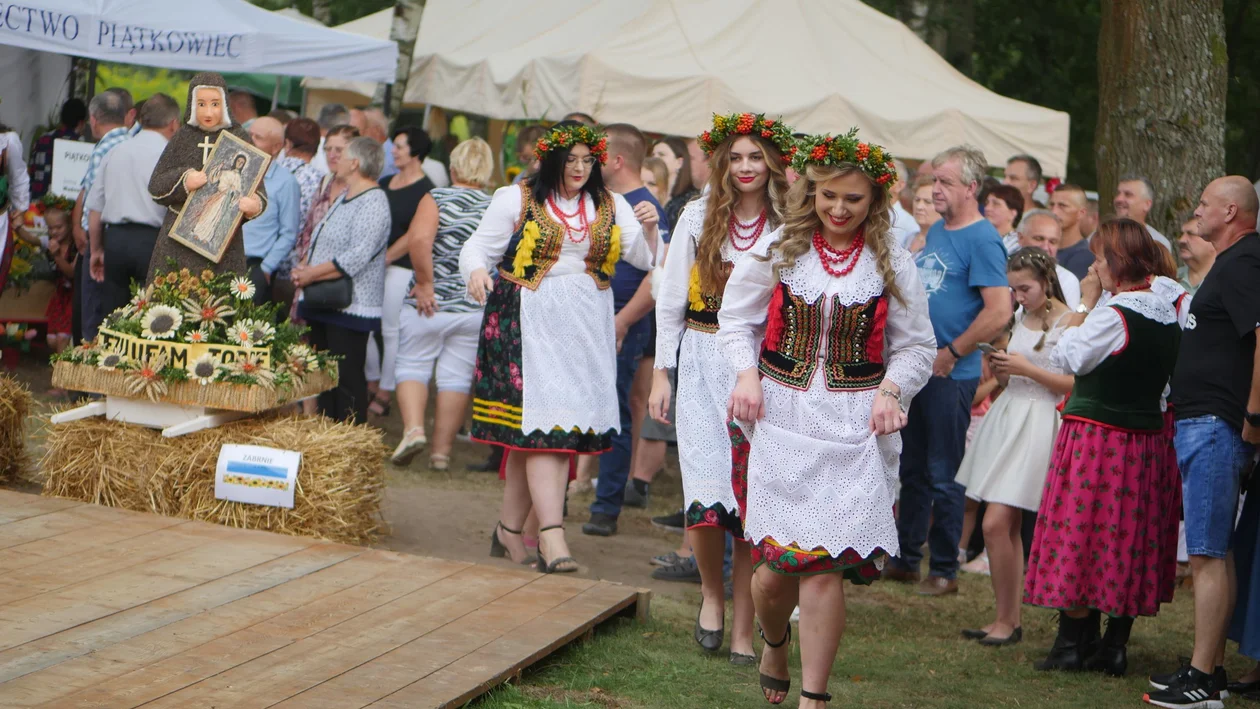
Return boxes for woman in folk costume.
[146,73,265,283]
[721,131,935,706]
[647,112,793,663]
[459,121,655,574]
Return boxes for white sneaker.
[390,428,427,466]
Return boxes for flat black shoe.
[729,651,757,666]
[978,627,1022,646]
[758,624,791,705]
[961,628,989,640]
[694,604,723,653]
[800,689,832,704]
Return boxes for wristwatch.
[1076,303,1090,313]
[1247,411,1260,427]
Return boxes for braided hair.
[1007,246,1066,351]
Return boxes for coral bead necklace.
[547,193,590,243]
[813,228,864,277]
[728,209,767,251]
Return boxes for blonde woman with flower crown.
[720,131,935,707]
[648,112,793,664]
[459,121,654,574]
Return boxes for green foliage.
[95,64,189,112]
[249,0,393,27]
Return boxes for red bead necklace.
[1117,277,1152,293]
[813,228,865,277]
[547,193,590,243]
[728,209,767,251]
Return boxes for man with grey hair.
[1015,209,1081,309]
[73,89,133,342]
[1004,154,1043,211]
[310,103,351,173]
[1112,175,1173,254]
[888,158,917,248]
[885,144,1013,597]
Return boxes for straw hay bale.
[40,414,387,545]
[0,374,32,482]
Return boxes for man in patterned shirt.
[27,99,86,199]
[72,90,132,343]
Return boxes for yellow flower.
[201,269,215,281]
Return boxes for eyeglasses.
[566,156,598,167]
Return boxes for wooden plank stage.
[0,489,646,708]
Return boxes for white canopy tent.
[307,0,1070,176]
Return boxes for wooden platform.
[0,489,646,708]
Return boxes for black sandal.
[801,689,832,704]
[489,522,523,559]
[758,624,791,705]
[535,525,578,574]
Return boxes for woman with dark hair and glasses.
[1023,218,1183,677]
[459,121,655,574]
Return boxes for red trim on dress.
[1109,305,1131,356]
[471,437,604,482]
[864,296,889,363]
[1059,414,1163,435]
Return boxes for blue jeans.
[79,241,106,341]
[591,316,651,519]
[892,375,978,580]
[1177,415,1257,559]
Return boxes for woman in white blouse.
[721,132,935,706]
[459,122,654,574]
[647,112,793,664]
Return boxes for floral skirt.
[470,274,614,454]
[686,422,749,538]
[752,538,886,582]
[1023,416,1181,617]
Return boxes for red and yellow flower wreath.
[791,128,897,190]
[534,123,609,164]
[698,112,797,164]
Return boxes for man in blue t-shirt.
[583,123,670,537]
[885,146,1013,595]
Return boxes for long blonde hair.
[696,134,789,293]
[768,163,903,305]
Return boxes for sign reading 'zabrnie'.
[98,328,271,370]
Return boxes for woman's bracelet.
[879,387,904,411]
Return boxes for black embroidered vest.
[758,282,889,391]
[496,184,618,291]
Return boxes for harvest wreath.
[52,268,337,410]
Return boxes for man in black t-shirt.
[1148,176,1260,707]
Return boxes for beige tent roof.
[308,0,1071,175]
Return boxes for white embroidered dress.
[458,185,653,440]
[654,196,770,521]
[718,230,935,558]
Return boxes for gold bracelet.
[879,387,904,411]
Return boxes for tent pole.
[87,59,98,100]
[271,76,282,108]
[383,84,393,117]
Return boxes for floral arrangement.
[790,129,897,189]
[53,268,336,400]
[698,112,796,163]
[533,124,608,164]
[0,322,40,352]
[3,240,55,294]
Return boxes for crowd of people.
[3,84,1260,709]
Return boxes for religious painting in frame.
[168,131,270,264]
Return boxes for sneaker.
[1151,663,1229,698]
[582,513,618,537]
[1144,666,1225,708]
[651,551,684,567]
[961,551,990,576]
[623,480,650,508]
[651,555,700,582]
[652,510,686,533]
[390,428,427,466]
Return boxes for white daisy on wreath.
[227,323,254,348]
[97,348,129,371]
[121,285,154,318]
[184,327,212,344]
[181,294,235,326]
[229,277,256,301]
[239,318,276,346]
[125,350,170,401]
[187,353,221,385]
[141,305,183,340]
[229,352,275,389]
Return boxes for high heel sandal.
[489,522,524,560]
[535,525,578,574]
[800,689,832,705]
[758,624,791,705]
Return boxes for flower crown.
[698,112,796,164]
[791,129,897,189]
[534,124,609,164]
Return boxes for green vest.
[1061,305,1181,431]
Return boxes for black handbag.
[301,199,383,311]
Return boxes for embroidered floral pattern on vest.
[822,295,888,391]
[498,184,617,291]
[758,283,823,390]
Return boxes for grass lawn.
[474,573,1239,708]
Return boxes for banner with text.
[98,327,271,369]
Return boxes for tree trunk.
[1095,0,1227,236]
[371,0,425,124]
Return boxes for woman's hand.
[184,170,208,191]
[467,268,493,305]
[290,265,313,288]
[1080,265,1102,309]
[411,281,437,317]
[989,351,1031,377]
[727,369,765,423]
[647,369,672,424]
[237,194,262,217]
[633,201,659,241]
[870,382,907,435]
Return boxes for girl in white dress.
[648,112,794,662]
[459,122,654,574]
[956,247,1074,647]
[722,131,935,706]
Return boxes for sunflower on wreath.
[533,123,608,165]
[790,128,897,190]
[698,112,797,163]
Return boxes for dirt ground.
[7,353,700,601]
